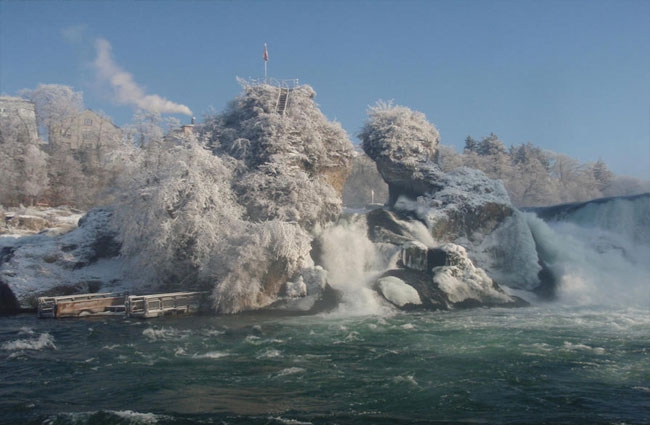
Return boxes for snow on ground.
[1,208,129,307]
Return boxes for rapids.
[1,194,648,424]
[1,307,649,424]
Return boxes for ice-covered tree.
[212,219,312,313]
[0,111,49,205]
[113,135,244,288]
[446,133,643,207]
[20,84,84,142]
[112,132,317,313]
[125,109,180,147]
[112,81,354,313]
[360,101,440,169]
[591,159,614,193]
[548,153,600,203]
[201,81,354,231]
[505,143,555,206]
[359,101,442,205]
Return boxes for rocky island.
[1,84,562,315]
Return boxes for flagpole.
[263,43,268,83]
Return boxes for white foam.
[268,416,313,425]
[318,216,397,316]
[192,351,229,360]
[562,341,606,355]
[393,375,419,387]
[142,327,188,342]
[109,410,161,424]
[257,349,282,359]
[1,332,56,351]
[275,367,306,377]
[525,206,650,308]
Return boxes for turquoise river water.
[1,305,649,425]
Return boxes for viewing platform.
[37,293,126,318]
[37,291,209,319]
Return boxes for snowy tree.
[437,144,464,172]
[604,176,650,197]
[549,153,600,203]
[201,81,354,231]
[0,110,49,205]
[125,109,180,147]
[20,84,84,142]
[360,101,440,169]
[212,220,312,313]
[506,143,555,206]
[449,134,634,206]
[112,131,317,313]
[590,159,614,193]
[111,82,354,313]
[359,101,442,205]
[44,143,86,206]
[463,136,479,153]
[113,135,244,288]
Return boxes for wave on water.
[40,410,164,425]
[142,327,190,342]
[1,332,56,351]
[191,351,230,360]
[274,367,306,378]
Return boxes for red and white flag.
[263,43,269,62]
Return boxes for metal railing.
[269,78,300,89]
[244,77,300,89]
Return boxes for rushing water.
[1,306,649,425]
[2,195,649,424]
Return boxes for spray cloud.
[93,38,192,116]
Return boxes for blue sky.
[1,0,649,178]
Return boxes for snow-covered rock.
[389,167,544,290]
[400,240,429,271]
[358,102,547,299]
[372,242,527,310]
[0,208,126,311]
[376,276,422,307]
[431,243,516,306]
[1,206,82,236]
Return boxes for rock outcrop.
[358,103,547,305]
[0,208,125,310]
[369,228,528,311]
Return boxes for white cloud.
[92,38,192,116]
